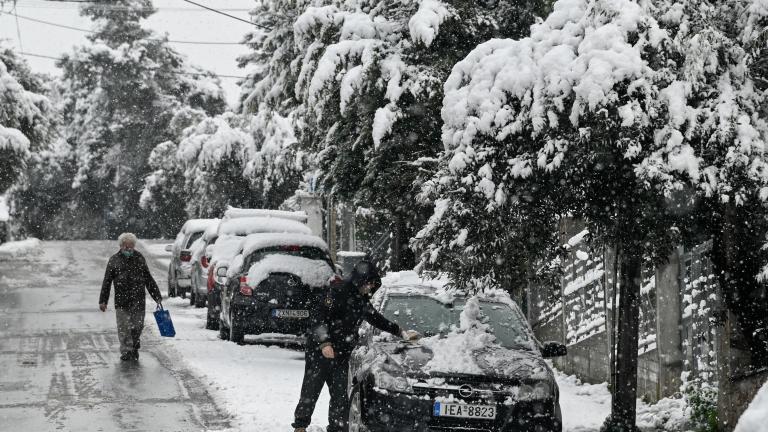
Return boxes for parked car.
[219,232,336,344]
[205,216,314,331]
[347,272,567,432]
[188,221,220,308]
[166,219,219,298]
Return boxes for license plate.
[433,402,496,419]
[271,309,309,319]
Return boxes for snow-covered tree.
[56,0,226,238]
[241,0,549,268]
[0,44,55,194]
[141,108,304,221]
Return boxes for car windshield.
[245,246,333,270]
[381,295,534,350]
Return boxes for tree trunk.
[602,244,641,432]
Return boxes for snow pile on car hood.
[0,238,43,260]
[420,297,499,375]
[247,255,334,288]
[735,380,768,432]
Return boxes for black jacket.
[99,251,162,310]
[308,278,401,359]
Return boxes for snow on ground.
[555,367,690,432]
[153,296,330,431]
[140,249,687,432]
[0,237,43,259]
[735,380,768,432]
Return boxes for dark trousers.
[293,349,350,432]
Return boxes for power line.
[1,11,245,45]
[14,0,252,11]
[12,1,23,52]
[18,51,246,79]
[180,0,271,31]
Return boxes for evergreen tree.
[0,44,55,194]
[242,0,549,269]
[55,0,226,238]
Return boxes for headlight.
[517,381,552,400]
[373,371,413,393]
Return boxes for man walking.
[99,233,162,361]
[292,261,419,432]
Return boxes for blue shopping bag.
[153,305,176,337]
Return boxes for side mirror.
[541,341,567,358]
[216,267,228,277]
[335,264,344,276]
[164,244,173,252]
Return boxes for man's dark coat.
[100,251,162,310]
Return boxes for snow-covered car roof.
[246,255,335,288]
[217,216,311,236]
[210,234,246,267]
[223,206,308,223]
[182,218,219,234]
[241,233,328,257]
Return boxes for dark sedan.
[348,282,567,432]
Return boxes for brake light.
[201,255,209,268]
[207,265,215,293]
[180,251,192,262]
[239,276,253,296]
[282,245,301,252]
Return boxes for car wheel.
[167,267,176,297]
[206,312,219,330]
[229,311,244,344]
[218,319,229,340]
[348,388,369,432]
[180,289,186,299]
[189,290,195,306]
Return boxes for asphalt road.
[0,240,231,431]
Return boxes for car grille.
[412,381,511,403]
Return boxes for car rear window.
[185,231,204,249]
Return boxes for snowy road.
[0,241,230,431]
[0,239,655,432]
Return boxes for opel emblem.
[458,384,474,398]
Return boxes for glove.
[401,329,421,341]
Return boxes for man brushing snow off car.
[292,261,420,432]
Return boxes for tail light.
[201,255,209,268]
[180,251,192,262]
[207,265,216,293]
[239,276,253,296]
